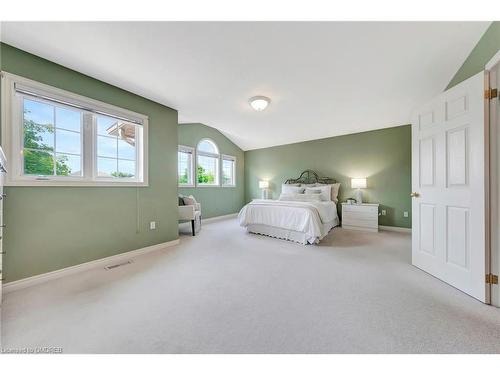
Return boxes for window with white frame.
[222,155,236,186]
[196,139,219,186]
[22,98,83,177]
[1,72,148,186]
[178,145,194,186]
[96,114,139,179]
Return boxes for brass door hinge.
[486,273,498,284]
[485,88,498,100]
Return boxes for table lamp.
[259,180,269,199]
[351,178,367,204]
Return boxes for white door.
[0,148,5,305]
[412,71,486,302]
[487,57,500,307]
[0,169,3,304]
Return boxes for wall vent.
[104,260,133,270]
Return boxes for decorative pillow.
[303,192,323,201]
[317,183,341,202]
[305,185,331,201]
[281,184,305,195]
[330,183,341,202]
[304,188,322,194]
[178,196,185,206]
[183,195,198,206]
[279,193,322,202]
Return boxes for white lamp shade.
[259,180,269,189]
[351,178,367,189]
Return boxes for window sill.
[196,184,221,188]
[5,179,149,187]
[183,184,238,188]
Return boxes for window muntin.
[2,72,148,186]
[23,98,83,177]
[196,139,219,186]
[222,155,236,186]
[178,145,194,186]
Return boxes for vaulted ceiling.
[0,22,490,150]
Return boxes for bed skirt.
[246,218,339,245]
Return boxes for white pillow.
[303,193,323,201]
[301,183,318,187]
[281,184,305,195]
[305,188,322,194]
[305,185,331,201]
[317,183,341,202]
[279,193,322,202]
[183,195,198,206]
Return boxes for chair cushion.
[183,195,198,206]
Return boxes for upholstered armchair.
[178,196,202,236]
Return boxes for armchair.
[179,199,202,236]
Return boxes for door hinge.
[485,88,498,100]
[486,273,498,284]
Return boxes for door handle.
[410,192,420,198]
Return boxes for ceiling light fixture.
[249,96,271,111]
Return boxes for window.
[178,145,194,186]
[178,139,236,188]
[196,139,219,186]
[96,115,138,179]
[222,155,236,187]
[1,72,148,186]
[23,98,83,177]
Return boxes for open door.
[411,71,487,303]
[487,54,500,307]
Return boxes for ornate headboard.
[284,170,335,185]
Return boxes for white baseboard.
[379,225,411,233]
[203,213,238,223]
[3,239,180,294]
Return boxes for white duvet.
[238,199,337,243]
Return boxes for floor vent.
[104,260,133,270]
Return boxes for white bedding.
[238,199,338,244]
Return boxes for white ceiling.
[0,22,490,150]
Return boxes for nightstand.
[341,203,379,232]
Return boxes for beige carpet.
[1,218,500,353]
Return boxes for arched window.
[197,139,219,154]
[196,139,219,185]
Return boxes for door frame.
[486,50,500,307]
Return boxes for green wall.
[244,125,412,228]
[178,123,245,218]
[447,21,500,89]
[0,43,179,282]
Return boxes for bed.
[238,170,340,244]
